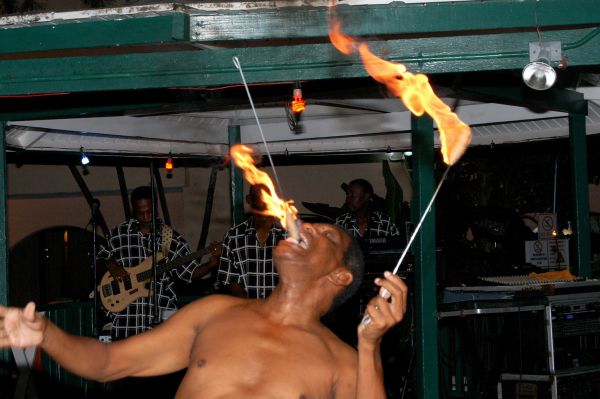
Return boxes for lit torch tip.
[285,209,301,243]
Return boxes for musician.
[1,223,408,399]
[217,184,287,299]
[333,179,402,345]
[98,186,220,340]
[335,178,401,246]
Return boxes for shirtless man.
[0,223,408,399]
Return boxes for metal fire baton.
[361,166,451,326]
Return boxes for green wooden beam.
[189,0,600,41]
[0,122,9,371]
[410,114,439,399]
[1,26,600,96]
[3,0,597,48]
[569,112,591,277]
[0,13,189,55]
[228,125,244,226]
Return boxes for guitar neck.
[137,248,210,282]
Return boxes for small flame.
[328,7,471,165]
[230,144,299,235]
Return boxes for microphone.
[91,199,101,217]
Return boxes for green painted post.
[569,112,591,277]
[410,114,439,399]
[229,125,244,226]
[0,122,9,371]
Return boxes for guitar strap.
[161,224,174,258]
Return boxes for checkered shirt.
[97,219,199,339]
[217,217,287,299]
[335,211,401,239]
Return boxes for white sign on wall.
[537,213,558,240]
[525,239,570,269]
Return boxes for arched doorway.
[10,226,104,307]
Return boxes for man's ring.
[374,305,380,311]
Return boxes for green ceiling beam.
[1,26,599,96]
[189,0,600,41]
[1,0,598,51]
[0,13,189,55]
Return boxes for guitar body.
[96,247,210,312]
[98,253,165,312]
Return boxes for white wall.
[7,160,412,249]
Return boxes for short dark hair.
[331,230,364,309]
[131,186,152,207]
[349,178,374,195]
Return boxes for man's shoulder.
[224,218,253,237]
[110,220,136,235]
[183,294,247,315]
[318,324,357,358]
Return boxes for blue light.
[80,147,90,165]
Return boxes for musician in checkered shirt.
[335,179,401,242]
[217,184,287,299]
[98,186,220,340]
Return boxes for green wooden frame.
[0,1,597,397]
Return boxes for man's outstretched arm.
[0,300,205,382]
[0,302,117,381]
[356,272,408,399]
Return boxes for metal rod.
[153,165,171,227]
[361,167,450,325]
[232,56,285,197]
[150,162,159,324]
[391,167,450,277]
[68,164,110,236]
[552,155,558,213]
[197,166,218,250]
[116,166,132,220]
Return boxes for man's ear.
[327,267,353,288]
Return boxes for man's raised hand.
[358,271,408,344]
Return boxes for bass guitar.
[97,248,209,312]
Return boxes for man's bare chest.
[182,317,338,399]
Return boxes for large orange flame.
[230,144,299,236]
[328,12,471,165]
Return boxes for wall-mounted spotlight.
[522,41,562,91]
[80,147,90,165]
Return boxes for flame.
[328,8,471,165]
[230,144,299,232]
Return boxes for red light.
[291,88,305,113]
[165,157,174,171]
[291,99,305,113]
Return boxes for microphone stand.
[91,198,100,338]
[150,163,160,325]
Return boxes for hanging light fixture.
[80,147,90,165]
[522,41,562,91]
[287,81,305,134]
[165,153,174,172]
[291,82,305,114]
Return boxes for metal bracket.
[529,41,562,64]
